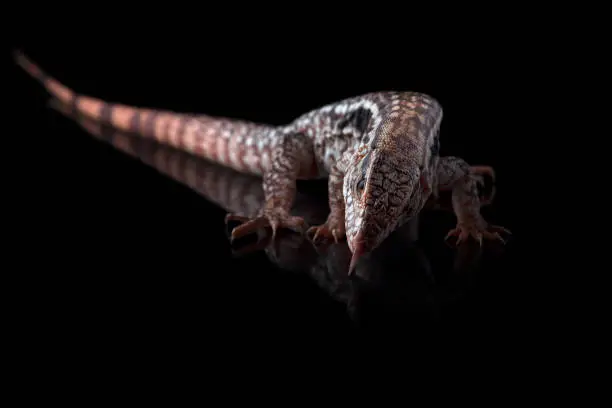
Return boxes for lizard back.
[282,91,442,177]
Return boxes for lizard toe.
[307,221,346,245]
[445,222,511,247]
[228,210,307,242]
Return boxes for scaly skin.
[15,50,510,275]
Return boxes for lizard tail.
[14,50,277,175]
[13,49,187,137]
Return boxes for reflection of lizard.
[52,102,477,323]
[16,51,509,275]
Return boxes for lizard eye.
[356,179,365,193]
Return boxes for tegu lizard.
[15,50,510,275]
[47,103,475,325]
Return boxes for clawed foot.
[445,222,511,247]
[306,217,346,245]
[225,209,307,242]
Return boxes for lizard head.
[343,145,426,275]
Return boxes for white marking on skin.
[245,135,263,173]
[334,104,348,115]
[261,150,271,170]
[363,100,381,129]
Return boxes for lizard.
[14,50,510,275]
[47,103,473,325]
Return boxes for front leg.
[437,156,510,246]
[227,132,311,240]
[307,163,346,244]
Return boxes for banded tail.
[14,50,278,176]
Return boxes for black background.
[9,13,561,360]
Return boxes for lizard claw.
[445,222,511,247]
[226,210,306,242]
[307,217,346,245]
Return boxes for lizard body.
[15,51,509,274]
